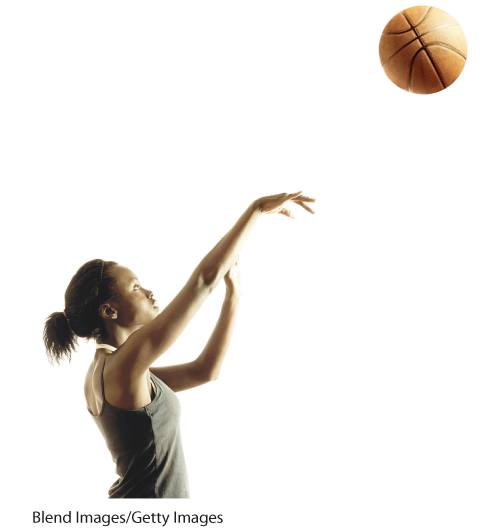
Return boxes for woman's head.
[99,264,159,329]
[43,259,118,364]
[43,260,159,364]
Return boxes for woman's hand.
[224,256,242,295]
[255,191,316,218]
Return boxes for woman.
[43,191,315,498]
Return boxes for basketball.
[379,6,467,94]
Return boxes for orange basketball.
[379,6,467,94]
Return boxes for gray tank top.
[89,359,189,498]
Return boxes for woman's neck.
[98,324,143,349]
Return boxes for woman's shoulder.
[84,351,104,415]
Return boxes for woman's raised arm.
[150,257,242,392]
[116,192,315,378]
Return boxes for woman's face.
[107,264,160,327]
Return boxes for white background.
[1,0,499,528]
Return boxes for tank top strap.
[101,356,107,401]
[95,344,116,404]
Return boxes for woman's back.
[87,354,189,498]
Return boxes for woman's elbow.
[201,267,218,287]
[192,364,219,384]
[205,368,221,382]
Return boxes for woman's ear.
[99,304,118,320]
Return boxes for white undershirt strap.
[96,343,117,353]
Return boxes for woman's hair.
[43,259,118,364]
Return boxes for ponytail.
[43,311,77,364]
[43,259,118,365]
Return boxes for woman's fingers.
[296,201,315,214]
[293,195,316,203]
[279,208,295,219]
[261,191,315,215]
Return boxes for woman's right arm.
[118,192,315,377]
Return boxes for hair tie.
[63,310,67,318]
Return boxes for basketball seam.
[402,9,445,92]
[423,42,467,60]
[408,43,466,93]
[382,6,433,35]
[408,47,429,92]
[382,24,459,69]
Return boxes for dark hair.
[43,259,118,364]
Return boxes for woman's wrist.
[251,199,263,214]
[225,288,242,301]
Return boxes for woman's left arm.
[150,258,242,392]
